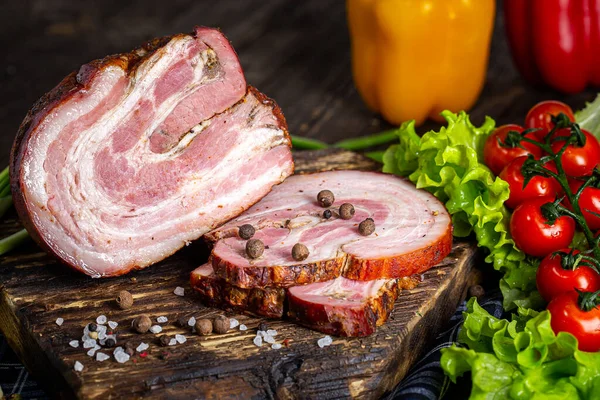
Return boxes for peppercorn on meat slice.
[203,171,453,288]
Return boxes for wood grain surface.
[0,149,478,399]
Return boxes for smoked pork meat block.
[10,27,293,277]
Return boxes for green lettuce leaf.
[382,111,542,310]
[441,298,599,399]
[575,94,600,139]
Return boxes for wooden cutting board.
[0,149,479,399]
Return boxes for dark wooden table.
[1,0,597,168]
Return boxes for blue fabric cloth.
[0,292,504,399]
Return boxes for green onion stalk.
[0,166,29,256]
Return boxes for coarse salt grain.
[239,324,248,331]
[83,339,97,349]
[174,287,185,296]
[55,318,64,326]
[267,329,277,336]
[74,361,83,372]
[87,346,99,357]
[317,336,333,348]
[253,335,263,347]
[169,339,177,346]
[113,347,124,354]
[175,334,186,344]
[157,316,168,324]
[69,340,79,348]
[96,352,110,362]
[97,325,107,334]
[114,351,130,364]
[108,321,118,330]
[150,325,162,334]
[263,335,275,344]
[272,343,282,350]
[188,317,196,327]
[96,315,107,325]
[136,342,149,352]
[229,318,239,329]
[257,330,266,337]
[98,331,107,340]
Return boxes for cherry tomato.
[564,180,600,230]
[510,196,575,258]
[548,291,600,352]
[551,129,600,177]
[500,156,562,209]
[525,100,575,131]
[483,125,542,175]
[536,249,600,302]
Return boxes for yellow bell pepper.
[347,0,495,126]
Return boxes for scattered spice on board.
[55,317,64,326]
[96,315,107,325]
[74,361,84,372]
[195,319,213,336]
[132,315,152,333]
[213,316,230,334]
[159,335,171,347]
[150,325,163,334]
[156,316,168,324]
[116,290,134,309]
[229,318,240,329]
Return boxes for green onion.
[0,229,29,256]
[333,129,399,151]
[291,135,329,150]
[365,151,384,164]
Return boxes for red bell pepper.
[504,0,600,93]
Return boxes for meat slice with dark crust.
[191,263,285,318]
[287,277,399,337]
[204,171,453,288]
[10,27,294,277]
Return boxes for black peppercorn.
[238,224,256,240]
[88,323,98,332]
[177,316,188,328]
[358,218,376,236]
[258,322,268,332]
[323,209,332,219]
[339,203,355,220]
[246,239,265,259]
[116,290,134,309]
[317,190,335,207]
[125,344,135,356]
[132,315,152,333]
[159,335,171,347]
[105,337,116,348]
[292,243,309,261]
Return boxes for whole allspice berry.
[116,290,134,310]
[213,316,230,334]
[339,203,355,220]
[246,239,265,259]
[468,284,485,300]
[195,319,213,336]
[358,218,376,236]
[132,315,152,333]
[238,224,256,240]
[292,243,309,261]
[159,335,171,347]
[317,190,335,207]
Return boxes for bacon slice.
[287,277,399,336]
[10,27,293,277]
[204,171,453,288]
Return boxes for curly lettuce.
[382,111,542,310]
[441,299,600,399]
[576,94,600,139]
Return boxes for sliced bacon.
[287,277,399,337]
[204,171,453,288]
[10,27,293,277]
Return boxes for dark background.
[1,0,598,169]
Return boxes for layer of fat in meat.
[21,33,292,276]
